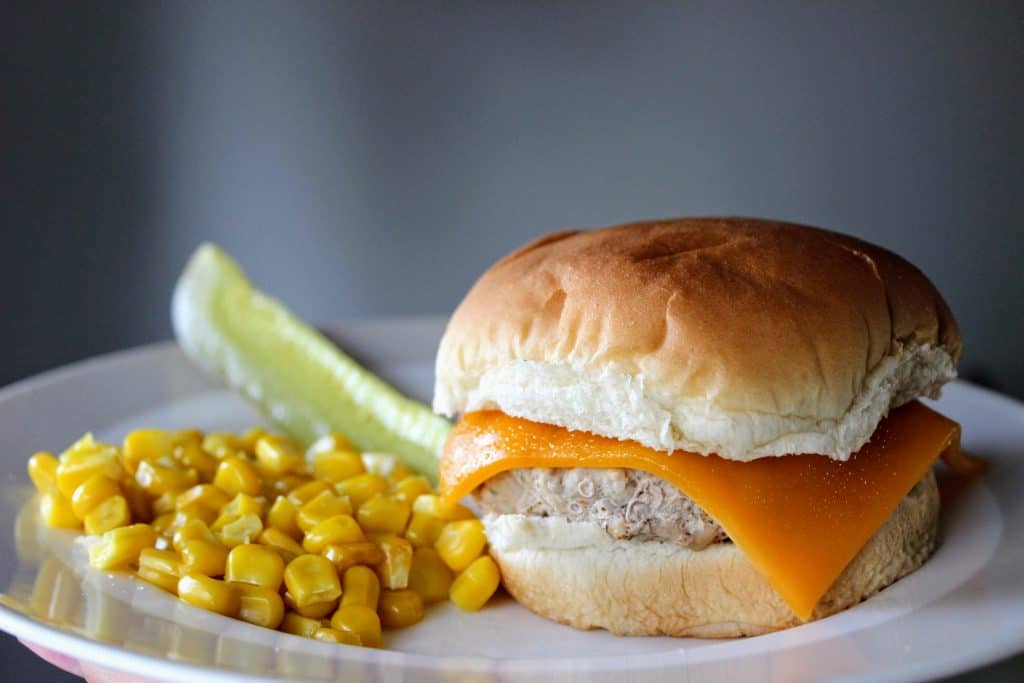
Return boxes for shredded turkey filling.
[473,468,729,550]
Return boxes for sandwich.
[433,217,973,636]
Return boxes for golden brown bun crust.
[490,471,939,637]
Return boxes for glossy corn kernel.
[254,435,304,476]
[450,555,500,612]
[213,457,262,497]
[120,479,153,524]
[225,544,285,589]
[287,480,332,507]
[70,474,121,519]
[239,427,268,453]
[265,474,309,497]
[302,515,365,554]
[27,452,59,493]
[173,441,219,481]
[340,565,380,610]
[174,502,218,529]
[267,496,302,540]
[330,605,381,648]
[122,429,175,472]
[40,490,81,529]
[151,512,177,536]
[172,518,217,553]
[357,496,410,535]
[217,513,263,548]
[178,574,239,617]
[151,491,179,517]
[135,460,198,496]
[312,627,361,645]
[311,450,364,483]
[435,520,487,572]
[137,548,181,593]
[258,527,305,558]
[408,547,453,604]
[180,538,228,576]
[307,433,353,458]
[225,492,265,518]
[175,483,230,512]
[202,432,245,458]
[391,475,431,503]
[283,592,337,619]
[284,554,341,608]
[335,473,388,509]
[56,450,124,499]
[280,612,322,638]
[412,494,474,521]
[378,589,424,629]
[404,512,445,548]
[172,428,204,446]
[322,542,385,573]
[374,535,413,590]
[234,583,285,629]
[297,490,353,533]
[88,524,158,570]
[83,495,131,535]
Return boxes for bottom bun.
[486,470,938,638]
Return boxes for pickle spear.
[171,243,450,481]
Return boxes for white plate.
[0,318,1022,683]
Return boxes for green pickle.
[172,244,450,481]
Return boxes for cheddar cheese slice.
[440,401,961,620]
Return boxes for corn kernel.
[27,452,58,493]
[283,592,337,618]
[121,479,153,523]
[267,496,302,540]
[330,605,381,648]
[172,518,217,553]
[340,565,380,610]
[374,535,413,590]
[334,473,388,509]
[239,427,268,453]
[233,583,284,629]
[151,491,179,516]
[122,429,174,473]
[180,538,228,576]
[378,589,424,628]
[255,435,304,476]
[265,473,309,497]
[225,544,285,589]
[322,542,385,573]
[151,512,177,536]
[175,484,231,513]
[217,513,263,548]
[357,495,410,535]
[70,474,121,519]
[449,555,500,612]
[137,548,181,593]
[311,450,364,483]
[281,611,322,638]
[408,547,453,604]
[84,495,131,535]
[297,490,353,533]
[135,460,198,496]
[404,512,445,548]
[223,492,264,518]
[178,574,239,616]
[172,428,204,446]
[287,480,332,507]
[88,524,158,570]
[412,494,474,521]
[173,441,219,481]
[303,515,364,554]
[391,475,431,503]
[202,432,245,458]
[56,449,124,498]
[435,520,487,572]
[307,433,354,458]
[213,457,261,497]
[284,555,341,608]
[39,490,81,529]
[312,627,361,645]
[174,502,217,528]
[258,527,305,558]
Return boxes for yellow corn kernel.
[302,515,365,554]
[239,427,268,453]
[213,457,261,497]
[233,583,284,629]
[151,491,179,516]
[307,433,354,458]
[435,520,487,572]
[280,611,322,638]
[312,627,361,645]
[175,484,231,513]
[180,538,228,576]
[449,555,500,612]
[55,450,124,498]
[39,490,81,529]
[387,465,414,486]
[172,518,217,553]
[121,479,153,524]
[122,429,174,472]
[311,450,365,483]
[374,535,413,590]
[330,605,381,648]
[137,548,181,593]
[265,473,309,497]
[287,480,332,507]
[378,589,424,628]
[151,512,177,536]
[357,495,411,535]
[27,452,59,493]
[173,441,219,481]
[267,496,302,540]
[84,495,131,535]
[297,490,353,533]
[202,432,245,458]
[172,428,204,446]
[391,475,431,503]
[283,592,337,618]
[254,435,304,476]
[225,544,285,589]
[258,527,305,558]
[217,513,263,548]
[412,494,474,521]
[335,473,388,509]
[340,565,380,610]
[135,460,198,496]
[225,492,265,518]
[174,502,218,528]
[70,474,121,519]
[88,524,158,570]
[322,542,385,573]
[177,574,239,616]
[404,512,445,548]
[283,554,342,608]
[408,547,453,604]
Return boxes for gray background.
[1,1,1021,681]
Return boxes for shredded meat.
[474,468,729,550]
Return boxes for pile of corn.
[26,428,501,647]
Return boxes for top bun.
[434,218,961,461]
